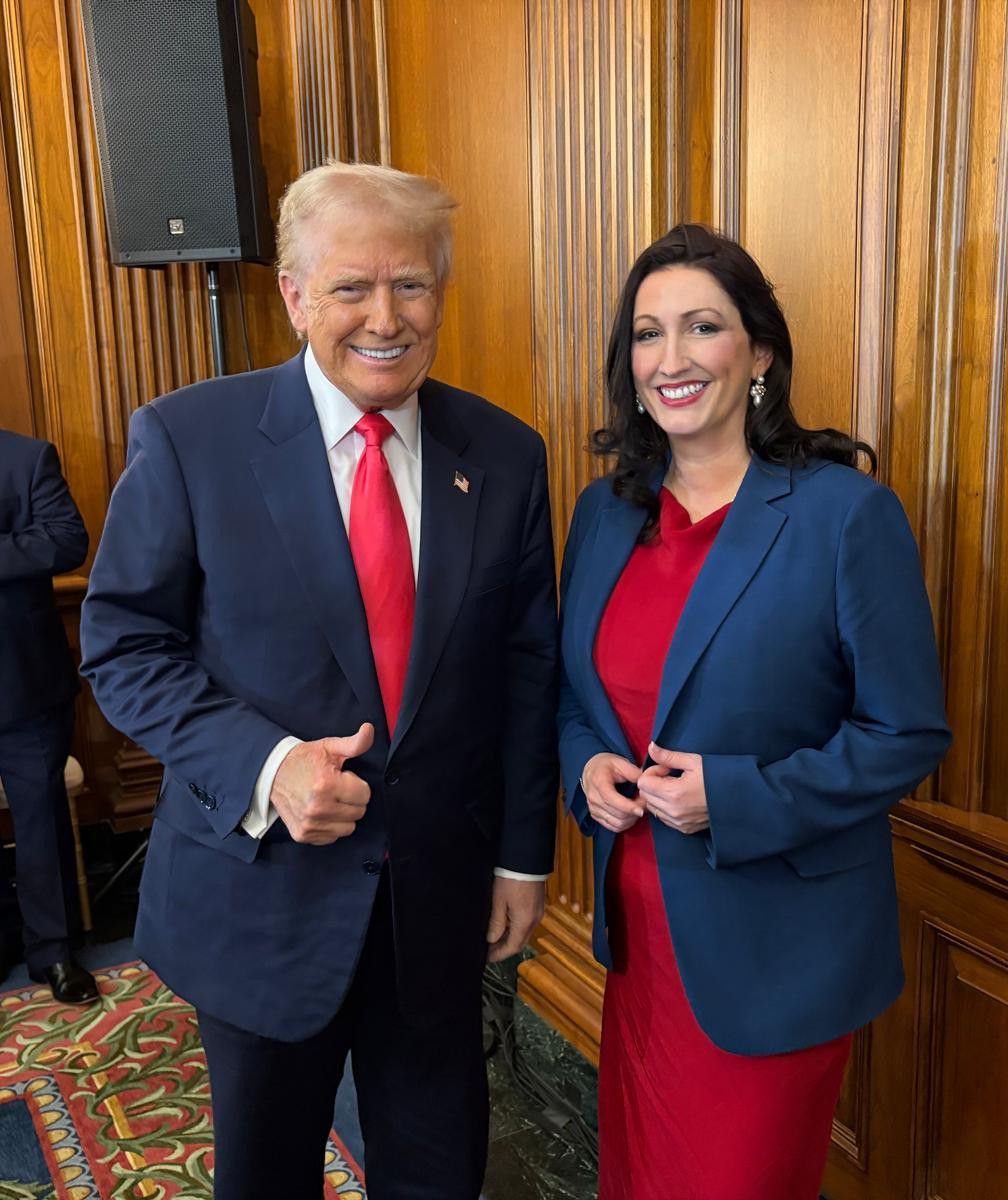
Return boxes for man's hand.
[486,877,546,963]
[580,752,643,832]
[637,743,709,834]
[270,723,375,844]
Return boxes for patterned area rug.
[0,962,366,1199]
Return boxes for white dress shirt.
[242,346,545,882]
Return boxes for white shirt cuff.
[493,867,549,882]
[241,736,302,838]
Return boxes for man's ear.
[278,272,308,335]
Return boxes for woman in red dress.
[557,225,950,1199]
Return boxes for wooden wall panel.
[0,99,33,436]
[528,0,681,527]
[917,933,1008,1197]
[0,0,372,824]
[741,0,865,437]
[382,0,535,427]
[945,0,1008,822]
[517,0,682,1060]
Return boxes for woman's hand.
[637,743,710,834]
[580,753,644,833]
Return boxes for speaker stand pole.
[206,263,226,377]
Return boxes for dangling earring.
[635,393,646,415]
[749,374,766,407]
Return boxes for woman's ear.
[754,345,774,378]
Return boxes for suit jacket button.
[386,774,400,787]
[362,859,381,875]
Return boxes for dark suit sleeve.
[0,443,88,581]
[80,404,291,839]
[704,484,951,867]
[556,490,603,837]
[496,440,560,875]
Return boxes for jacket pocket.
[468,557,517,596]
[782,823,887,877]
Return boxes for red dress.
[594,487,851,1200]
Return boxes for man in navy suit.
[0,429,98,1004]
[80,162,558,1200]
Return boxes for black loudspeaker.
[81,0,273,266]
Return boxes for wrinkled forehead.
[295,207,440,281]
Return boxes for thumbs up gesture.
[270,723,375,844]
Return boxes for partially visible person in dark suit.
[0,428,98,1004]
[80,162,558,1200]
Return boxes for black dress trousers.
[197,868,489,1200]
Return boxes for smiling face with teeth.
[631,264,772,455]
[278,206,445,411]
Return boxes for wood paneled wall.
[0,0,376,823]
[4,1,1007,1194]
[377,2,1008,1196]
[382,0,537,427]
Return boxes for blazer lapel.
[249,353,386,733]
[568,493,650,763]
[389,383,483,757]
[649,457,792,744]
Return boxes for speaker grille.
[83,0,270,264]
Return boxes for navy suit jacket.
[0,430,88,729]
[558,456,950,1055]
[81,353,558,1040]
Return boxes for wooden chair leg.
[64,770,93,934]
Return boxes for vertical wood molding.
[521,0,683,1055]
[852,0,904,465]
[527,0,680,537]
[287,0,389,168]
[831,1026,872,1170]
[921,0,974,689]
[981,6,1008,817]
[366,0,391,164]
[679,0,717,223]
[288,0,348,167]
[712,0,743,236]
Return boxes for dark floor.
[483,988,598,1200]
[1,825,600,1200]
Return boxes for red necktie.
[348,412,415,732]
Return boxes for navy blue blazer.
[558,456,950,1055]
[0,430,88,728]
[81,353,558,1040]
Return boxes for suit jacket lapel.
[250,353,386,734]
[389,382,483,757]
[649,457,792,745]
[568,493,649,763]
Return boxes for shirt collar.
[304,343,421,458]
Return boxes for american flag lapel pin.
[453,470,470,494]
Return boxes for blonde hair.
[276,160,458,282]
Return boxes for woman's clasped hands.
[580,742,710,835]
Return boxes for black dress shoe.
[29,959,100,1005]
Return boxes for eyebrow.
[634,307,725,323]
[327,267,436,286]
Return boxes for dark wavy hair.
[592,223,876,538]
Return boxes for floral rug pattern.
[0,963,365,1199]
